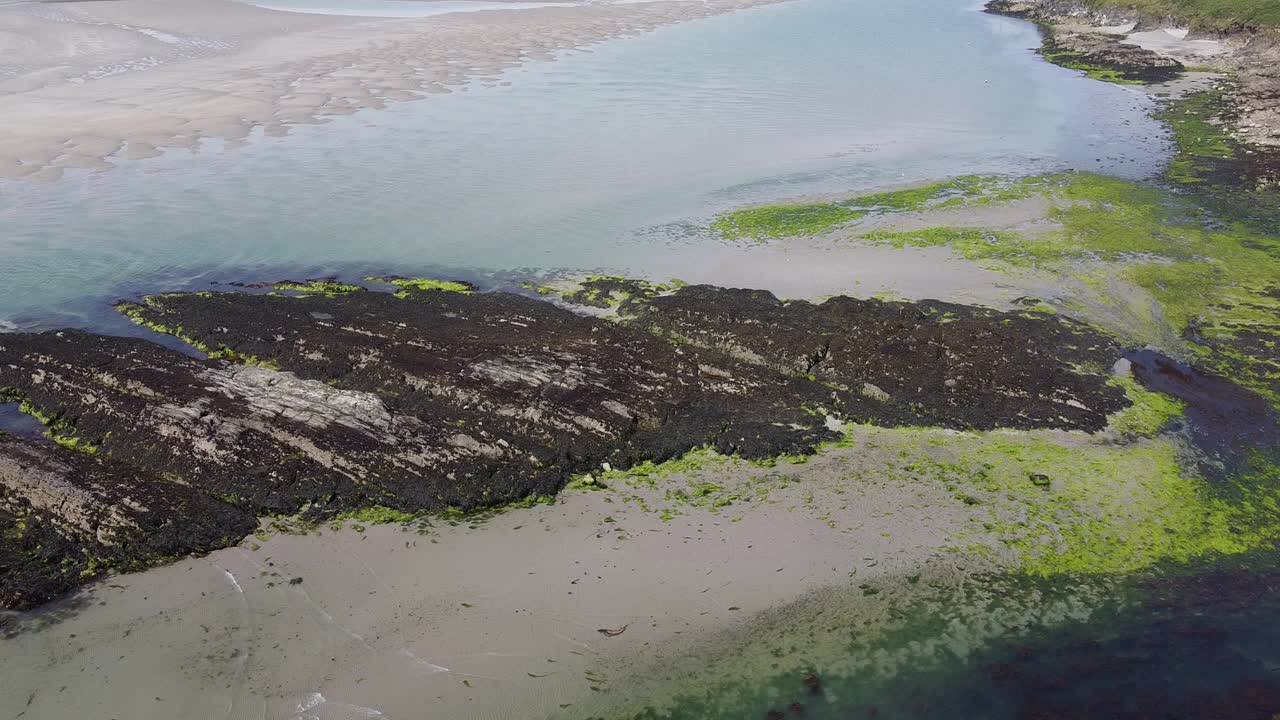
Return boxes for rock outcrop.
[0,282,1132,608]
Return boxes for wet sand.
[7,417,1154,719]
[645,193,1064,308]
[0,0,778,182]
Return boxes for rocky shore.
[4,4,1280,718]
[0,279,1133,609]
[985,0,1280,148]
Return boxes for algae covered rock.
[0,281,1134,608]
[0,433,255,609]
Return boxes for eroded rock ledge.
[1,281,1129,609]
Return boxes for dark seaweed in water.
[934,570,1280,720]
[1125,349,1280,477]
[746,571,1280,720]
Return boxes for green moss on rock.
[272,279,365,296]
[365,276,475,297]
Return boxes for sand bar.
[0,0,777,182]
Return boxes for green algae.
[743,170,1280,406]
[605,566,1122,720]
[859,226,1036,261]
[566,447,822,523]
[848,425,1280,577]
[117,299,282,371]
[205,347,282,371]
[519,281,557,295]
[570,447,728,490]
[50,434,99,455]
[561,275,633,308]
[334,506,421,525]
[1159,87,1237,186]
[711,175,1046,241]
[365,276,475,298]
[1155,88,1280,229]
[1040,43,1152,85]
[615,542,1280,720]
[559,275,678,309]
[0,391,101,455]
[271,279,364,296]
[557,414,1280,581]
[1105,375,1185,438]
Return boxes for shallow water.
[0,0,1168,326]
[633,570,1280,720]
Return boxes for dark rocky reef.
[620,285,1125,431]
[0,283,1129,609]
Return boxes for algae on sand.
[713,169,1280,409]
[710,175,1046,241]
[585,418,1280,719]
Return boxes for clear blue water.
[0,0,1168,328]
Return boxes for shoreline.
[983,0,1280,148]
[4,167,1280,716]
[0,0,782,182]
[3,2,1280,719]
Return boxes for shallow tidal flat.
[4,164,1280,718]
[4,0,1280,718]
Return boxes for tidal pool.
[0,0,1168,327]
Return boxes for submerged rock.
[0,282,1130,609]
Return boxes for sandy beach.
[3,420,1167,720]
[0,0,775,182]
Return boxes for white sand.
[0,0,778,182]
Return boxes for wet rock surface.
[0,434,254,610]
[620,286,1126,431]
[1126,349,1280,476]
[1041,28,1185,82]
[0,283,1129,608]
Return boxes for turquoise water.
[0,0,1169,327]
